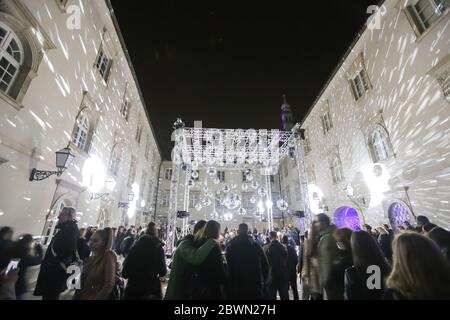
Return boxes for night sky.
[110,0,379,159]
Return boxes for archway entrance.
[334,206,362,231]
[388,202,414,231]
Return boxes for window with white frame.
[72,112,90,151]
[128,156,137,187]
[330,156,344,184]
[160,192,170,207]
[321,108,333,135]
[189,192,201,208]
[0,23,23,95]
[406,0,449,35]
[135,122,143,144]
[165,168,173,180]
[371,126,391,162]
[350,69,371,101]
[304,128,311,154]
[217,170,225,182]
[109,147,121,176]
[120,95,130,121]
[145,137,151,160]
[94,45,112,82]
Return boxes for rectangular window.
[304,128,311,154]
[217,170,225,182]
[120,96,130,121]
[95,45,112,82]
[145,137,151,160]
[128,156,137,187]
[321,110,333,135]
[160,192,170,207]
[350,69,370,101]
[135,125,143,144]
[189,192,200,208]
[165,168,173,180]
[408,0,449,34]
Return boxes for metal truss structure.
[165,120,311,254]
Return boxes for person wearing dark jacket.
[112,226,125,254]
[120,229,136,258]
[34,207,79,300]
[330,228,353,300]
[164,221,216,300]
[264,231,289,300]
[192,220,227,300]
[0,227,14,264]
[77,228,90,261]
[281,235,299,300]
[345,231,391,300]
[122,222,167,300]
[376,227,392,262]
[225,223,269,300]
[314,213,340,300]
[7,234,43,299]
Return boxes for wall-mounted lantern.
[29,146,75,182]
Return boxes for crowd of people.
[0,207,449,300]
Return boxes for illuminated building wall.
[288,0,450,229]
[0,0,161,238]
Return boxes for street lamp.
[118,192,135,209]
[91,179,115,200]
[29,146,75,181]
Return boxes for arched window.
[109,146,121,177]
[72,112,90,151]
[0,22,23,94]
[371,126,391,162]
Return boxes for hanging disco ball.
[188,179,195,188]
[276,199,289,211]
[207,167,217,177]
[224,192,241,210]
[213,177,221,185]
[246,173,254,182]
[191,161,199,169]
[250,196,257,204]
[203,186,209,193]
[191,171,199,179]
[202,198,212,207]
[257,187,267,197]
[223,185,231,193]
[207,158,216,166]
[230,184,237,189]
[195,203,202,211]
[241,183,249,191]
[251,181,259,189]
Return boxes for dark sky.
[111,0,379,159]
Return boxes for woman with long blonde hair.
[74,228,118,300]
[384,232,450,300]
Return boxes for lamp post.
[30,146,75,181]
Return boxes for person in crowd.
[302,226,322,300]
[0,227,14,260]
[376,226,393,262]
[191,220,227,300]
[383,224,394,238]
[0,267,19,300]
[112,226,126,254]
[77,228,90,261]
[84,226,95,242]
[281,235,299,300]
[384,232,450,300]
[314,213,340,299]
[345,231,391,300]
[330,228,353,300]
[264,231,289,300]
[122,222,167,300]
[422,223,437,233]
[427,227,450,261]
[34,207,79,300]
[73,228,118,300]
[416,215,430,230]
[7,234,43,300]
[225,223,269,300]
[120,228,136,258]
[164,220,217,300]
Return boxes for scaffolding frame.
[165,122,311,254]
